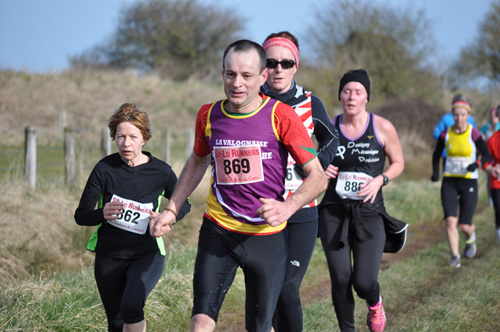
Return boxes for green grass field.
[1,173,498,331]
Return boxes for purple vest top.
[206,97,288,225]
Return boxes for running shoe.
[496,228,500,243]
[367,296,386,332]
[448,255,461,268]
[464,241,477,258]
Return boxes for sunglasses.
[266,59,296,70]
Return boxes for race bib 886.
[335,171,373,200]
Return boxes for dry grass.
[0,70,224,145]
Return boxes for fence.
[1,124,195,189]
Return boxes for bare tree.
[454,0,500,85]
[304,0,438,102]
[70,0,244,80]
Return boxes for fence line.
[1,125,194,188]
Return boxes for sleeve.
[311,95,339,170]
[162,170,191,222]
[433,115,446,140]
[432,133,445,177]
[484,133,499,169]
[274,102,317,166]
[472,128,492,166]
[74,164,106,226]
[469,115,477,128]
[193,104,212,157]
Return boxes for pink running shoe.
[367,297,386,332]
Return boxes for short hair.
[222,39,267,72]
[264,31,299,50]
[496,104,500,118]
[108,103,152,142]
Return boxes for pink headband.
[263,37,299,68]
[452,100,472,114]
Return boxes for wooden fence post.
[101,127,112,157]
[185,127,194,159]
[24,126,36,188]
[64,127,76,188]
[163,129,172,164]
[59,110,67,141]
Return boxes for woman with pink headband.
[431,94,491,268]
[261,31,339,332]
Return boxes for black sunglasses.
[266,59,296,70]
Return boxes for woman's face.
[452,107,470,128]
[265,46,297,93]
[115,121,145,165]
[340,81,368,115]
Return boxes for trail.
[214,202,491,331]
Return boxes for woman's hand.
[358,175,384,204]
[103,201,124,220]
[325,164,338,179]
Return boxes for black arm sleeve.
[475,135,492,166]
[74,166,106,226]
[311,95,339,170]
[432,137,445,178]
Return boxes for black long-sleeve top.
[75,152,190,259]
[262,81,339,222]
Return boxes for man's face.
[222,48,267,113]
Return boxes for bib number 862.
[117,210,140,224]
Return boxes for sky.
[0,0,495,73]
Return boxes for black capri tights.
[491,189,500,228]
[319,204,385,332]
[94,252,164,332]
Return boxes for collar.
[261,81,303,103]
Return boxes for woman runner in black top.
[319,69,406,332]
[261,31,339,332]
[74,103,190,332]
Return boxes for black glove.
[294,163,307,179]
[431,173,439,182]
[467,162,479,172]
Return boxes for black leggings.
[94,252,164,332]
[319,205,385,332]
[273,220,318,332]
[492,189,500,228]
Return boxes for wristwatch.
[381,174,389,186]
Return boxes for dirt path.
[214,203,489,331]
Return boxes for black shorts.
[192,217,287,331]
[441,177,478,225]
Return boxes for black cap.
[338,69,371,101]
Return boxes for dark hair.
[338,69,371,101]
[496,104,500,118]
[451,94,471,107]
[108,103,152,142]
[263,31,299,50]
[222,39,267,72]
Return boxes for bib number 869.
[224,158,250,174]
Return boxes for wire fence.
[0,125,195,189]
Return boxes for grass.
[2,175,498,331]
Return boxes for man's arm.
[258,156,327,227]
[149,152,210,237]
